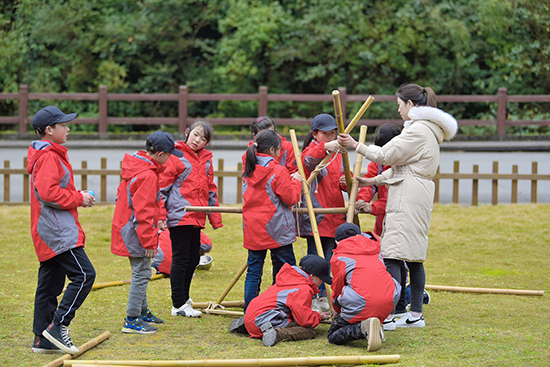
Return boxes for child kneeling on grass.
[111,131,183,334]
[229,255,331,347]
[328,223,401,351]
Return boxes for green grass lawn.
[1,204,549,366]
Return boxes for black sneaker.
[228,316,247,334]
[260,322,279,347]
[423,290,431,305]
[31,335,62,354]
[42,323,79,355]
[141,309,164,324]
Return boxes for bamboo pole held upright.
[333,90,352,196]
[347,125,368,222]
[289,130,332,303]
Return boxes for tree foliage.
[1,0,549,133]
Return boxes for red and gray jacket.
[111,151,164,258]
[331,233,399,323]
[241,134,298,174]
[244,263,322,338]
[357,161,390,236]
[159,142,222,229]
[242,153,301,250]
[27,140,85,262]
[299,140,345,237]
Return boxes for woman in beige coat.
[338,84,457,329]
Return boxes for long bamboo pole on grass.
[289,129,332,304]
[64,355,401,366]
[63,274,167,293]
[347,125,368,222]
[425,284,544,296]
[192,300,245,309]
[306,96,374,186]
[44,331,111,367]
[184,206,348,214]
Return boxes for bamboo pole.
[43,331,111,367]
[63,274,167,293]
[333,90,352,197]
[184,206,348,214]
[347,125,368,222]
[201,309,244,316]
[215,261,248,305]
[425,284,544,296]
[289,130,332,304]
[192,300,245,309]
[64,355,401,366]
[306,96,374,186]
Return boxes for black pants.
[33,247,96,336]
[169,225,201,308]
[327,314,364,345]
[385,258,425,313]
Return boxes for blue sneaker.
[122,318,158,334]
[141,309,164,324]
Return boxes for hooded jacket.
[159,142,222,229]
[244,263,322,338]
[242,153,302,250]
[111,151,164,258]
[356,161,390,236]
[242,134,297,174]
[299,140,345,237]
[356,106,458,262]
[331,234,396,323]
[27,140,85,262]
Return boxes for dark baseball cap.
[311,113,337,132]
[335,223,361,241]
[31,106,78,134]
[146,131,183,158]
[300,254,332,285]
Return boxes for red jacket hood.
[175,141,213,162]
[27,140,68,174]
[121,151,164,180]
[249,152,277,180]
[334,233,381,256]
[275,263,319,293]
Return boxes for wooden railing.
[2,158,548,206]
[1,85,550,138]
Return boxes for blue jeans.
[244,245,296,311]
[306,236,335,297]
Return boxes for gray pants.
[127,257,151,318]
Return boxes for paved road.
[2,145,548,205]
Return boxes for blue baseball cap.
[311,113,337,132]
[31,106,77,134]
[146,131,183,158]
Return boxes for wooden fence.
[2,158,549,206]
[1,85,550,138]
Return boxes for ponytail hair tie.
[253,142,258,147]
[422,87,426,93]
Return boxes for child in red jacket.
[153,230,213,275]
[241,130,303,311]
[241,116,297,174]
[230,255,331,347]
[159,121,223,318]
[328,223,401,351]
[28,106,96,355]
[112,131,182,334]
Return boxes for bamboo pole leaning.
[289,129,332,304]
[306,95,374,186]
[43,331,111,367]
[346,125,368,223]
[184,206,348,214]
[64,354,401,366]
[425,284,544,296]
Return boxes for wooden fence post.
[23,157,29,203]
[81,161,88,191]
[531,162,538,204]
[237,162,243,204]
[472,165,479,206]
[19,85,28,135]
[100,157,107,202]
[511,165,518,204]
[258,86,268,117]
[4,161,9,202]
[497,87,507,139]
[217,159,224,204]
[178,85,188,136]
[492,161,499,205]
[452,161,459,204]
[98,85,108,136]
[338,87,347,124]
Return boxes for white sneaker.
[393,311,410,320]
[395,315,425,328]
[172,303,202,317]
[382,316,396,331]
[317,296,330,313]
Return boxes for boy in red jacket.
[230,254,331,347]
[28,106,96,355]
[112,131,183,334]
[328,223,401,351]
